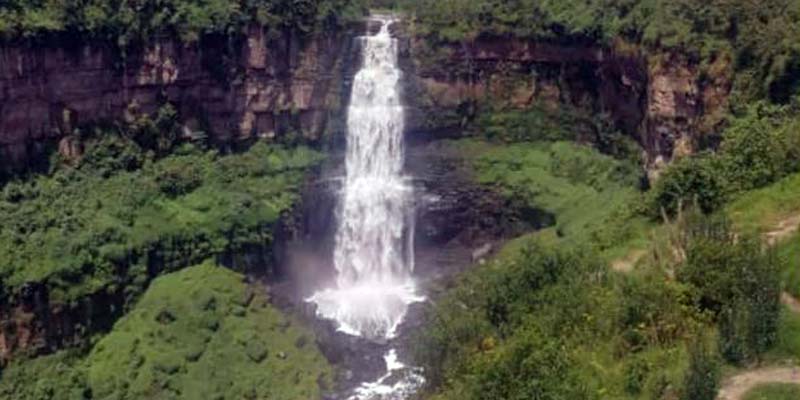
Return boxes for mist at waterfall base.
[307,17,425,399]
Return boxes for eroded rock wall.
[0,25,357,173]
[398,32,730,169]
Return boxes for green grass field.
[727,173,800,234]
[743,383,800,400]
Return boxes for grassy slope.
[0,263,332,400]
[727,173,800,234]
[743,383,800,400]
[726,173,800,299]
[450,139,653,261]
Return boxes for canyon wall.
[0,24,730,173]
[398,34,730,169]
[0,25,358,173]
[0,24,732,363]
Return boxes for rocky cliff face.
[0,25,358,173]
[397,33,730,171]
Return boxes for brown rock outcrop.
[399,34,731,170]
[0,25,357,173]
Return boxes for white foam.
[348,350,426,400]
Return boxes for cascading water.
[308,16,425,400]
[309,15,420,341]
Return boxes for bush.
[648,154,727,217]
[677,215,782,363]
[469,326,591,400]
[682,338,720,400]
[719,102,800,192]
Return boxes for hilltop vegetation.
[0,0,368,43]
[0,263,332,399]
[392,0,800,104]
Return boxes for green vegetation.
[417,138,693,399]
[398,0,800,104]
[0,130,322,306]
[451,138,648,258]
[0,0,368,44]
[725,171,800,299]
[769,308,800,361]
[415,201,782,399]
[727,173,800,234]
[678,216,781,364]
[416,238,699,399]
[417,100,794,398]
[0,263,332,399]
[683,338,721,400]
[743,383,800,400]
[650,100,800,217]
[0,350,90,400]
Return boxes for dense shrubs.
[0,263,332,399]
[469,326,590,400]
[415,242,605,399]
[416,202,782,399]
[648,154,727,217]
[0,131,322,304]
[682,338,721,400]
[677,215,782,363]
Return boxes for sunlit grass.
[743,383,800,400]
[727,172,800,234]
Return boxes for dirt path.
[765,214,800,246]
[610,249,646,272]
[717,366,800,400]
[782,292,800,314]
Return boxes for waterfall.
[309,17,421,341]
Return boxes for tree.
[677,215,782,363]
[682,337,720,400]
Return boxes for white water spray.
[309,17,422,340]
